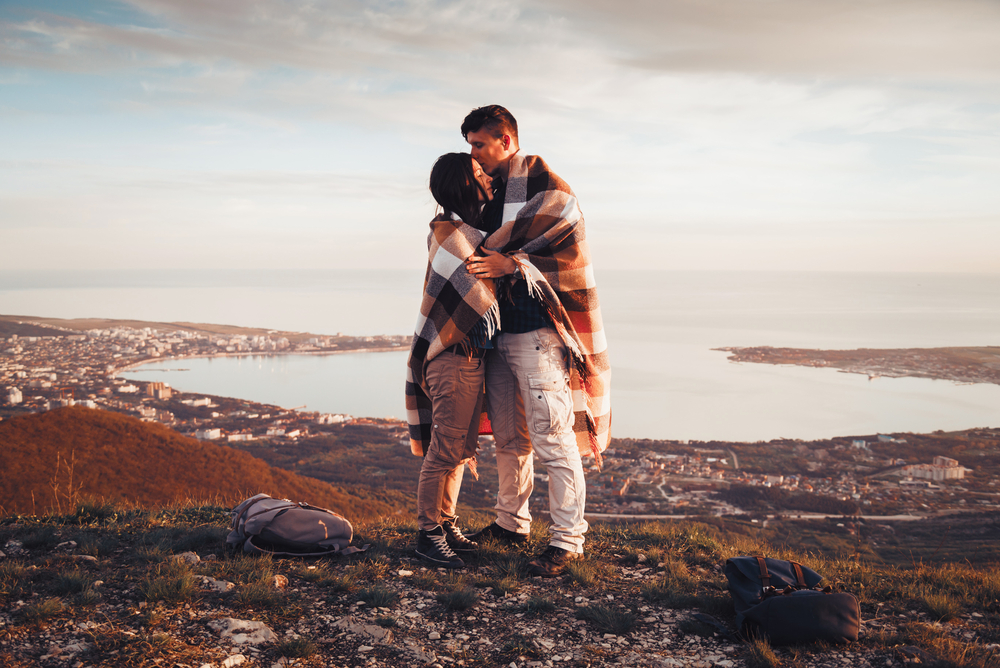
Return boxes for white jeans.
[485,327,587,553]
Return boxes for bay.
[4,269,999,441]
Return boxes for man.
[462,105,612,577]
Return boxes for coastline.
[112,346,406,376]
[717,345,1000,387]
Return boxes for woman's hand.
[466,249,516,279]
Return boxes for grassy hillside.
[0,503,997,667]
[0,407,398,520]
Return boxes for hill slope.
[0,406,397,519]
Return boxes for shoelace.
[428,532,458,558]
[444,524,475,546]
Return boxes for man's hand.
[466,249,516,279]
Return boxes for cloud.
[549,0,1000,81]
[2,1,999,273]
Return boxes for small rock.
[174,551,200,565]
[55,540,78,551]
[398,569,413,576]
[62,643,91,656]
[72,555,98,563]
[272,575,288,589]
[3,540,25,556]
[429,632,441,640]
[358,646,374,652]
[208,618,277,645]
[222,655,247,667]
[202,577,236,593]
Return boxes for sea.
[2,269,998,442]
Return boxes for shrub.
[358,585,399,608]
[350,556,394,582]
[76,533,120,557]
[436,587,479,611]
[69,499,121,525]
[407,570,440,591]
[212,553,274,585]
[233,580,283,608]
[53,570,93,596]
[20,527,60,550]
[0,561,29,598]
[563,560,599,587]
[321,572,357,593]
[575,605,637,635]
[922,592,963,623]
[520,596,557,615]
[19,597,65,623]
[742,634,780,668]
[276,637,317,658]
[499,633,539,661]
[170,525,228,555]
[142,561,197,604]
[641,560,698,607]
[475,576,519,596]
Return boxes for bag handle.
[756,557,813,597]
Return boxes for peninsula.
[717,346,1000,386]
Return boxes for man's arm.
[465,249,516,279]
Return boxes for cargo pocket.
[527,369,573,434]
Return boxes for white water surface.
[3,270,998,441]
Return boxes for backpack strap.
[789,561,807,588]
[755,556,771,589]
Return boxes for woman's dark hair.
[429,153,487,226]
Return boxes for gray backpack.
[226,493,368,557]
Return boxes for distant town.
[3,316,999,525]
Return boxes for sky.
[2,0,999,274]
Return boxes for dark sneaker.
[526,545,581,577]
[415,526,465,569]
[466,521,529,546]
[441,519,478,553]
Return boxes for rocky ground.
[1,511,997,668]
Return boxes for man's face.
[467,129,512,177]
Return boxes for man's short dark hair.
[461,105,518,143]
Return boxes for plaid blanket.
[405,214,499,457]
[484,153,612,460]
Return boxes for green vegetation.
[575,604,638,635]
[358,584,400,608]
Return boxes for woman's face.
[472,159,493,202]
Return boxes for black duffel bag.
[724,556,860,645]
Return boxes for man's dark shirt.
[479,176,551,334]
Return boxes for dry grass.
[0,500,997,667]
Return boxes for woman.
[404,152,497,568]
